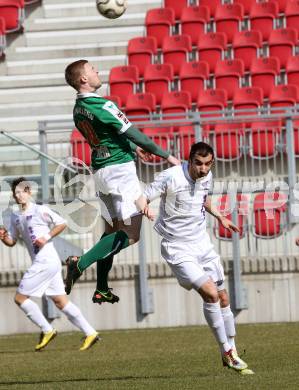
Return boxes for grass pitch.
[0,323,298,389]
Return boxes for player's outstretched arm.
[34,223,67,248]
[204,197,240,233]
[135,196,155,221]
[0,227,16,247]
[125,126,180,165]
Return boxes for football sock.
[221,305,236,350]
[96,233,114,292]
[20,299,53,333]
[203,301,231,353]
[62,302,95,336]
[78,230,129,272]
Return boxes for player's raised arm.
[204,197,240,233]
[124,125,180,166]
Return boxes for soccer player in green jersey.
[64,60,180,304]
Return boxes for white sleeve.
[143,170,172,202]
[39,206,66,227]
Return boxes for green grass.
[0,323,299,389]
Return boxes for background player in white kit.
[141,142,254,374]
[0,177,99,351]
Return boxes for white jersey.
[8,203,66,263]
[144,163,212,242]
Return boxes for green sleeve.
[128,140,137,152]
[124,126,170,159]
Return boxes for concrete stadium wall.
[1,257,299,335]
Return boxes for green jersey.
[73,93,135,169]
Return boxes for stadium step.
[26,13,147,32]
[0,71,109,89]
[7,41,128,61]
[42,0,161,18]
[3,54,126,75]
[24,25,143,46]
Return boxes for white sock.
[20,299,53,333]
[221,305,236,350]
[62,302,96,336]
[203,301,231,353]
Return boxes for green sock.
[96,232,114,292]
[78,230,129,272]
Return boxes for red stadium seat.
[253,192,287,238]
[161,90,192,132]
[176,126,195,160]
[292,120,299,156]
[249,1,279,41]
[145,8,175,48]
[214,59,245,100]
[161,90,191,115]
[181,6,210,46]
[70,129,91,166]
[179,60,209,103]
[286,56,299,88]
[197,89,228,133]
[215,3,244,43]
[144,63,174,105]
[125,92,156,121]
[0,0,24,32]
[215,194,249,239]
[235,0,255,16]
[213,122,245,160]
[162,34,192,75]
[269,84,299,115]
[232,30,262,71]
[275,0,288,14]
[197,88,228,117]
[250,120,282,159]
[0,17,6,56]
[103,95,121,108]
[285,1,299,35]
[127,36,157,78]
[250,57,280,98]
[199,0,222,18]
[268,28,298,69]
[233,87,263,126]
[197,32,227,73]
[164,0,188,20]
[109,65,139,107]
[142,127,172,164]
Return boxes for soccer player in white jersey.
[0,177,99,351]
[140,142,254,374]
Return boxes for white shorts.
[94,161,142,223]
[17,260,65,298]
[161,232,225,291]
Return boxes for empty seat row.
[110,57,299,106]
[215,191,287,239]
[164,0,292,20]
[146,2,299,45]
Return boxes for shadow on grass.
[0,373,211,386]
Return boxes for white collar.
[77,92,101,99]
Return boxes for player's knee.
[14,293,26,306]
[218,290,229,307]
